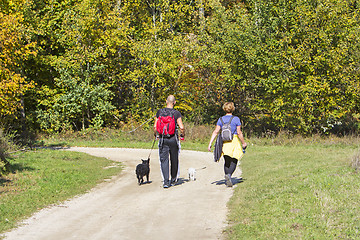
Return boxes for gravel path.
[2,147,242,240]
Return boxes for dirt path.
[2,147,242,240]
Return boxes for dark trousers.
[159,136,179,184]
[224,155,238,176]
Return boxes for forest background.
[2,1,360,237]
[1,0,360,141]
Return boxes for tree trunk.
[20,93,29,145]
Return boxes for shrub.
[0,128,18,174]
[0,131,11,174]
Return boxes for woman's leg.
[224,155,238,187]
[224,155,238,176]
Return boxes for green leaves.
[1,0,359,134]
[37,68,115,132]
[221,0,360,134]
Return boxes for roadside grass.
[36,125,211,151]
[226,145,360,239]
[37,125,360,150]
[0,149,122,234]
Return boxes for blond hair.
[222,102,235,113]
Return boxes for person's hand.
[154,133,159,140]
[242,142,247,153]
[208,144,212,152]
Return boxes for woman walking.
[208,102,247,187]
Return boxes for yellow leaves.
[175,101,193,112]
[0,71,33,116]
[0,0,26,13]
[0,12,37,66]
[0,11,36,117]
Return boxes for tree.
[27,0,130,131]
[37,68,115,131]
[2,0,359,135]
[0,11,36,124]
[213,0,360,134]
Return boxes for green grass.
[36,127,210,151]
[0,149,122,234]
[226,145,360,239]
[40,135,208,151]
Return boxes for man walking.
[154,95,185,188]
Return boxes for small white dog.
[188,167,206,181]
[188,168,196,181]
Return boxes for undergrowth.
[37,125,360,146]
[0,129,21,175]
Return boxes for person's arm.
[153,117,158,137]
[177,117,185,139]
[208,125,221,151]
[236,125,247,149]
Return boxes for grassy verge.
[36,124,212,151]
[37,126,360,150]
[0,149,122,234]
[226,145,360,239]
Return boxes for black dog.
[135,158,150,185]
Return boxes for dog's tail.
[195,166,206,171]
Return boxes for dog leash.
[148,138,157,159]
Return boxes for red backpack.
[156,109,176,137]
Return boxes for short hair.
[223,102,235,113]
[166,95,176,104]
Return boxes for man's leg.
[169,137,179,182]
[159,142,170,187]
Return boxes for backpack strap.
[220,116,235,125]
[228,115,235,124]
[159,108,174,118]
[159,108,166,117]
[220,117,225,125]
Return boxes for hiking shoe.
[170,178,178,186]
[163,181,170,188]
[224,174,233,187]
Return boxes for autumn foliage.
[0,0,360,135]
[0,11,36,118]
